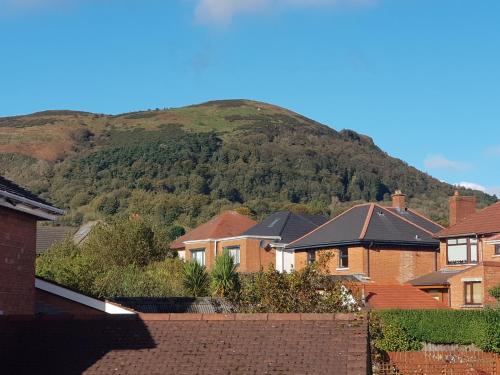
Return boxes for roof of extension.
[36,225,76,254]
[170,211,257,250]
[436,201,500,238]
[408,268,468,286]
[364,284,448,310]
[241,211,328,244]
[286,203,441,250]
[0,175,63,219]
[112,297,233,314]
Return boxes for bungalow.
[170,211,257,271]
[286,191,443,283]
[410,192,500,309]
[0,176,64,314]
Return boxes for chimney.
[391,190,406,210]
[449,191,476,226]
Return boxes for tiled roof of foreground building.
[287,203,441,250]
[364,284,448,310]
[170,211,257,249]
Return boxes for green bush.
[489,284,500,302]
[210,250,240,298]
[182,261,210,297]
[371,309,500,353]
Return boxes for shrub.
[489,284,500,302]
[182,261,210,297]
[371,309,500,353]
[211,250,240,298]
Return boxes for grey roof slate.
[112,297,233,313]
[241,211,328,244]
[287,204,440,250]
[36,226,76,254]
[386,207,443,234]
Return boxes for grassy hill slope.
[0,99,496,232]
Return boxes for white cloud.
[455,182,486,192]
[424,155,472,173]
[194,0,377,26]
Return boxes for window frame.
[338,247,349,269]
[191,248,206,267]
[307,250,316,265]
[495,244,500,255]
[223,245,241,266]
[446,237,478,265]
[464,281,483,306]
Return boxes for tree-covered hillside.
[0,99,496,236]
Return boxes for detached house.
[286,191,443,283]
[0,176,64,314]
[410,192,500,308]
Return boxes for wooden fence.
[376,351,499,375]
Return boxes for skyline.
[1,0,499,196]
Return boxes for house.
[240,211,327,272]
[364,284,448,310]
[169,210,257,271]
[410,192,500,309]
[0,176,64,314]
[286,191,443,283]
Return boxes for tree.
[182,261,210,297]
[211,250,240,298]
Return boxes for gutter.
[0,190,64,217]
[287,239,440,251]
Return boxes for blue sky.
[1,0,499,196]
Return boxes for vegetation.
[1,100,496,235]
[182,261,210,297]
[36,218,184,298]
[489,284,500,302]
[210,250,240,298]
[371,309,500,353]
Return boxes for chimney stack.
[449,191,476,226]
[392,190,406,210]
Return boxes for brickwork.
[35,289,106,316]
[449,192,476,226]
[484,241,500,262]
[0,206,37,315]
[484,263,500,306]
[0,313,368,375]
[448,265,485,309]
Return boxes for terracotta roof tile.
[170,211,256,249]
[437,201,500,237]
[364,284,448,310]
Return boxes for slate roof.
[436,201,500,237]
[364,284,449,310]
[112,297,233,313]
[0,175,63,217]
[170,211,257,250]
[241,211,328,244]
[36,226,75,254]
[408,268,470,286]
[287,203,440,250]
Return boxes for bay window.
[446,238,478,265]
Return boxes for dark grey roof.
[0,176,52,206]
[242,211,328,244]
[36,226,75,254]
[112,297,233,313]
[386,207,443,234]
[287,204,440,250]
[408,268,469,286]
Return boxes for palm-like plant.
[211,250,240,298]
[182,261,209,297]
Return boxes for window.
[191,249,205,266]
[307,250,316,265]
[446,238,478,265]
[339,248,348,269]
[224,246,240,265]
[495,244,500,255]
[464,281,483,305]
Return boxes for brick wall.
[0,313,368,375]
[0,206,37,315]
[484,262,500,306]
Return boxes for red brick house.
[0,176,64,315]
[410,192,500,309]
[286,191,443,283]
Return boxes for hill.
[0,99,496,234]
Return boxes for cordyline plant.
[182,261,210,297]
[211,250,240,298]
[233,253,361,313]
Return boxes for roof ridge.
[380,205,435,236]
[287,203,370,247]
[278,211,293,238]
[359,203,375,240]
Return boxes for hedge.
[370,309,500,353]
